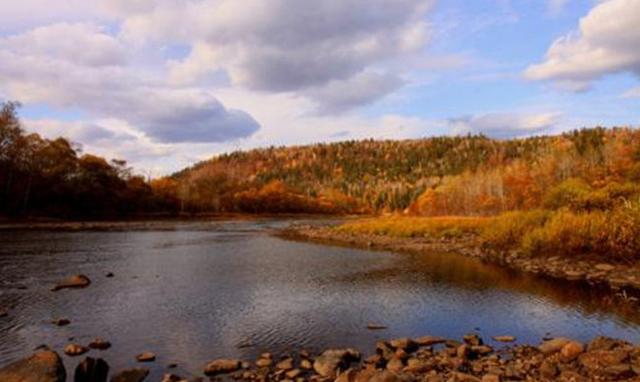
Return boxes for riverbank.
[2,332,640,381]
[280,221,640,297]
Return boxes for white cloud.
[131,0,434,110]
[525,0,640,90]
[0,22,260,143]
[448,112,561,138]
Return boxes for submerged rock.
[88,338,111,350]
[53,318,70,326]
[110,368,149,382]
[0,350,66,382]
[74,357,109,382]
[135,352,155,362]
[492,336,515,343]
[51,275,91,291]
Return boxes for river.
[1,218,639,380]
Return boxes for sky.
[0,0,639,175]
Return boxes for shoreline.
[2,332,640,381]
[279,224,640,297]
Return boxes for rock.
[88,338,111,350]
[64,343,89,356]
[414,336,446,346]
[276,358,294,371]
[595,263,615,272]
[105,272,114,278]
[161,374,187,382]
[492,336,515,343]
[285,369,301,378]
[51,275,91,291]
[0,350,66,382]
[300,359,312,369]
[0,310,9,318]
[367,323,387,330]
[463,334,483,346]
[334,368,358,382]
[389,338,417,351]
[481,375,500,382]
[539,359,558,379]
[386,357,404,372]
[53,318,70,326]
[368,370,400,382]
[560,341,584,361]
[203,359,241,375]
[135,352,155,362]
[74,357,109,382]
[538,337,572,355]
[579,348,630,370]
[110,368,149,382]
[313,348,360,378]
[587,336,623,351]
[255,358,272,368]
[453,372,481,382]
[404,358,434,373]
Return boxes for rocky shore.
[280,225,640,298]
[3,333,640,381]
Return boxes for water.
[0,218,639,380]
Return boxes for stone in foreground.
[75,357,109,382]
[313,348,361,378]
[51,275,91,291]
[110,368,149,382]
[203,359,241,375]
[0,350,66,382]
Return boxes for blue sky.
[0,0,638,174]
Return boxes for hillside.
[158,126,640,215]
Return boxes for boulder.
[51,275,91,291]
[560,341,584,362]
[110,368,149,382]
[313,348,360,377]
[74,357,109,382]
[203,359,241,375]
[0,350,66,382]
[538,337,573,355]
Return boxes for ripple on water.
[0,219,639,380]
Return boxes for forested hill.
[3,98,638,218]
[159,126,640,215]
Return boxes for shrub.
[521,209,606,257]
[542,178,591,210]
[481,210,551,252]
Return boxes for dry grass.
[335,215,491,239]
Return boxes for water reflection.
[0,219,639,381]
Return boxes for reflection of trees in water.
[331,250,640,327]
